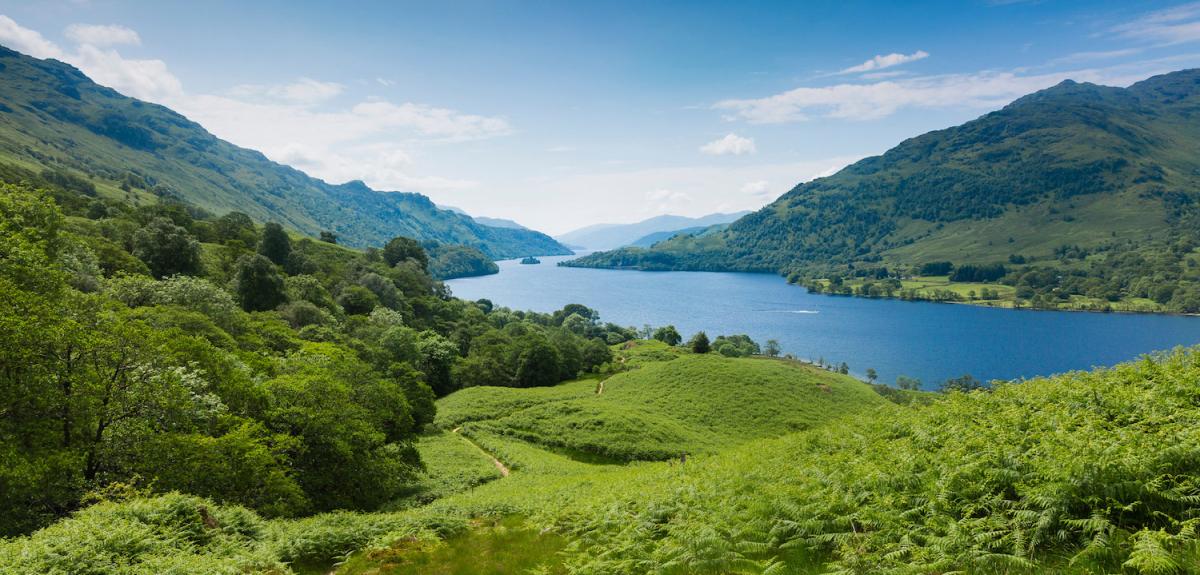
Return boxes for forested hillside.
[0,182,622,538]
[569,70,1200,312]
[0,45,569,257]
[6,318,1200,573]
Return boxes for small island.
[520,256,542,265]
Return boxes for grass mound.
[457,353,886,461]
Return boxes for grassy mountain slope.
[567,70,1200,309]
[0,45,569,257]
[9,346,1200,574]
[556,211,750,250]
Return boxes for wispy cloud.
[228,78,344,106]
[1048,48,1143,65]
[1114,2,1200,45]
[714,57,1199,123]
[700,133,756,155]
[739,180,772,200]
[0,15,64,59]
[860,70,910,80]
[838,50,928,75]
[64,23,140,47]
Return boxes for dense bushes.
[0,184,629,536]
[425,243,499,280]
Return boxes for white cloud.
[229,77,344,105]
[646,188,690,202]
[0,16,179,101]
[700,133,756,155]
[740,180,771,196]
[375,77,395,87]
[351,101,510,140]
[1115,2,1200,45]
[860,70,910,80]
[645,188,693,214]
[64,24,141,47]
[0,15,64,59]
[1048,48,1144,65]
[713,61,1195,124]
[839,50,928,74]
[72,44,183,101]
[494,157,860,234]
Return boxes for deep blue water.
[447,255,1200,388]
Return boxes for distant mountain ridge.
[472,216,529,230]
[556,211,751,250]
[629,223,730,248]
[0,45,569,258]
[569,70,1200,279]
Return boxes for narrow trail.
[452,426,510,477]
[596,377,610,395]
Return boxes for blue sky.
[2,1,1200,234]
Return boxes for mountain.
[472,216,529,230]
[629,223,729,248]
[555,211,750,250]
[0,45,570,258]
[567,70,1200,311]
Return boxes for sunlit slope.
[568,70,1200,273]
[7,348,1200,573]
[447,351,889,461]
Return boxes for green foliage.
[12,347,1200,574]
[262,345,421,512]
[3,183,608,538]
[338,285,379,316]
[451,318,613,393]
[896,375,922,390]
[132,217,202,278]
[651,324,682,346]
[258,222,292,266]
[941,373,985,392]
[711,333,760,357]
[427,243,500,280]
[689,331,711,354]
[383,236,429,270]
[234,254,288,312]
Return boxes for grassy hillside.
[456,352,886,461]
[568,70,1200,313]
[8,347,1200,574]
[0,45,569,257]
